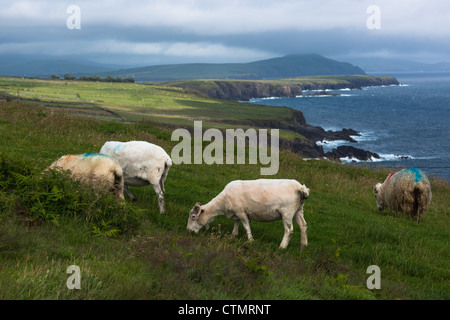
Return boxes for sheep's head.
[46,155,68,171]
[187,202,205,233]
[373,183,385,211]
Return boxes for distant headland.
[159,75,399,101]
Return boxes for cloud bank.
[1,0,449,66]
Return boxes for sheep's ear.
[373,183,381,194]
[190,202,202,219]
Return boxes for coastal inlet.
[164,75,399,162]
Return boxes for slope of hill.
[0,59,115,78]
[346,57,450,73]
[100,54,366,81]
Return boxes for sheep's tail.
[297,184,310,201]
[413,184,430,223]
[296,183,309,248]
[158,157,172,194]
[165,157,173,171]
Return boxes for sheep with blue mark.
[373,168,432,222]
[100,141,172,214]
[46,153,125,200]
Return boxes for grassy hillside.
[0,78,449,300]
[0,76,296,128]
[99,54,366,82]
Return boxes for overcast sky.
[1,0,449,67]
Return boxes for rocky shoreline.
[277,110,380,161]
[166,75,399,101]
[164,75,399,162]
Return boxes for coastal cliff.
[158,75,399,161]
[269,110,379,161]
[162,75,399,101]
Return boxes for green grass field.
[0,76,295,124]
[0,77,449,300]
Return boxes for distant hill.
[0,59,115,78]
[0,54,365,81]
[346,57,450,73]
[99,54,366,81]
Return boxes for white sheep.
[373,168,432,222]
[100,140,172,214]
[46,153,124,199]
[187,179,310,249]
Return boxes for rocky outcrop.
[299,76,399,92]
[202,81,303,101]
[325,146,381,161]
[168,76,399,101]
[280,137,325,159]
[270,111,374,161]
[280,138,381,162]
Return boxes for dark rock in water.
[324,128,360,142]
[285,123,359,143]
[302,90,339,97]
[325,146,381,161]
[395,154,412,160]
[280,137,325,159]
[275,109,372,160]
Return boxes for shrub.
[0,153,143,237]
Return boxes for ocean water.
[249,72,450,182]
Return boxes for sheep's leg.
[159,169,168,194]
[231,220,239,237]
[280,216,294,249]
[124,184,137,202]
[294,208,308,249]
[239,215,253,242]
[152,183,165,214]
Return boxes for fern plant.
[0,153,143,237]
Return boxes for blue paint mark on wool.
[83,153,109,158]
[404,168,422,183]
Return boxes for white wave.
[339,153,416,163]
[296,95,334,98]
[316,139,349,149]
[341,153,437,163]
[340,157,366,163]
[302,89,330,92]
[377,153,414,161]
[352,131,378,142]
[250,96,282,101]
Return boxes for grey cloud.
[0,0,449,66]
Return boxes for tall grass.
[0,95,449,300]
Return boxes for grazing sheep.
[187,179,310,249]
[100,140,172,214]
[47,153,124,199]
[373,168,432,222]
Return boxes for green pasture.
[0,78,449,300]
